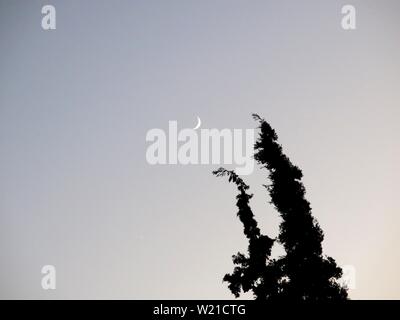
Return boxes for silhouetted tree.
[213,114,348,300]
[213,168,281,299]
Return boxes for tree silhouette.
[213,114,348,300]
[213,168,281,299]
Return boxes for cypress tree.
[213,114,348,300]
[213,168,280,299]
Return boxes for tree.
[213,168,281,299]
[213,114,348,300]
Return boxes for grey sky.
[0,0,399,299]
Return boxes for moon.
[193,116,201,130]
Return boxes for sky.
[0,0,399,299]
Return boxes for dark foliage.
[213,114,348,300]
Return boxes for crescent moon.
[193,116,201,130]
